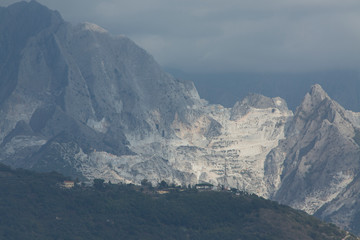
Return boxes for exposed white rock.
[2,136,46,156]
[292,170,355,214]
[104,99,293,197]
[81,22,108,33]
[87,118,109,133]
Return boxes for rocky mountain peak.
[241,93,276,109]
[3,0,63,27]
[0,0,63,105]
[309,84,328,98]
[268,84,360,232]
[289,83,350,136]
[297,84,329,114]
[230,93,288,120]
[80,22,108,33]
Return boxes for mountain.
[1,1,360,234]
[0,163,357,240]
[0,1,292,192]
[266,84,360,233]
[0,1,202,180]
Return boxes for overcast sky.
[2,0,360,74]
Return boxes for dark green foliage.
[158,180,168,189]
[93,178,105,189]
[141,179,152,188]
[0,163,356,240]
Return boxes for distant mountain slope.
[0,163,357,240]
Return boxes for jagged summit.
[240,93,276,109]
[3,0,62,23]
[0,0,63,105]
[80,22,108,33]
[300,84,331,111]
[309,84,328,99]
[230,93,288,120]
[267,83,360,232]
[291,84,348,133]
[296,84,330,114]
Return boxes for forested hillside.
[0,164,356,240]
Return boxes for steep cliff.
[267,84,360,232]
[0,1,202,180]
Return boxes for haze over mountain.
[168,69,360,112]
[1,1,360,235]
[3,0,360,75]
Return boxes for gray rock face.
[231,94,288,120]
[266,84,360,233]
[0,1,201,179]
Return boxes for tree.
[93,178,105,189]
[141,179,152,188]
[158,180,168,189]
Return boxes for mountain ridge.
[266,84,360,232]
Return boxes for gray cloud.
[2,0,360,73]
